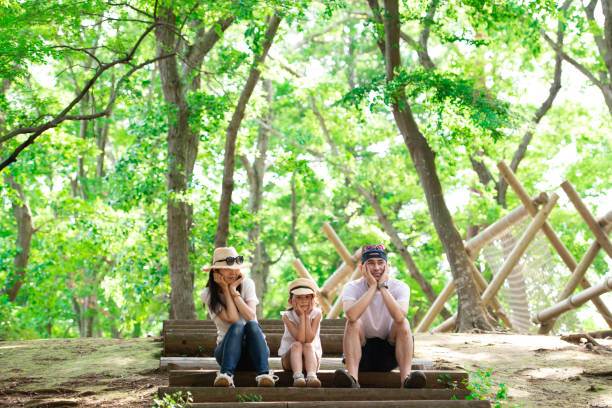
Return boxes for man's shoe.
[403,370,427,388]
[256,372,279,387]
[333,369,360,388]
[213,372,234,387]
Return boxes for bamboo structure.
[533,275,612,324]
[536,209,612,332]
[415,194,546,333]
[497,162,612,330]
[432,195,559,333]
[327,266,361,318]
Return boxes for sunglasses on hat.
[214,255,244,266]
[363,244,385,251]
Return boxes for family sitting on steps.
[201,245,427,389]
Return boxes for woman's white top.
[201,277,259,345]
[277,308,323,358]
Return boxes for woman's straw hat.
[201,247,251,271]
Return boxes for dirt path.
[0,334,610,407]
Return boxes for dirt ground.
[0,333,610,407]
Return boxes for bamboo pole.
[322,222,354,266]
[469,261,513,329]
[464,192,548,259]
[537,216,612,333]
[415,281,455,332]
[327,266,361,318]
[320,248,361,298]
[497,162,612,329]
[561,181,612,259]
[481,194,559,305]
[292,259,332,314]
[533,276,612,324]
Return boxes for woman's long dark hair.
[206,269,243,315]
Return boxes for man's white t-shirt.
[201,277,259,345]
[341,277,410,339]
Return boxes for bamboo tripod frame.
[418,161,612,334]
[292,222,361,318]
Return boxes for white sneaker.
[256,372,279,387]
[214,372,234,387]
[293,373,306,387]
[306,374,321,388]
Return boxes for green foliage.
[236,392,263,402]
[465,367,512,408]
[152,390,193,408]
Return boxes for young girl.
[278,278,323,387]
[201,247,277,387]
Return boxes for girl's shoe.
[293,373,306,387]
[306,374,321,388]
[256,372,279,387]
[213,372,234,387]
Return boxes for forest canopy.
[1,0,611,339]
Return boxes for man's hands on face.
[363,265,377,288]
[380,263,390,284]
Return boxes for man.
[333,244,426,388]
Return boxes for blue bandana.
[361,249,387,264]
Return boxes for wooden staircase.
[158,319,490,407]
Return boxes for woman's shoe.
[213,372,234,387]
[256,372,279,387]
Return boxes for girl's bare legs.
[303,343,321,387]
[287,342,306,386]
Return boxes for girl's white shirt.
[277,307,323,359]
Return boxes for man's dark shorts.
[358,337,398,371]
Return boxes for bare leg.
[290,341,303,375]
[389,318,413,386]
[303,343,318,374]
[281,351,292,371]
[343,319,365,381]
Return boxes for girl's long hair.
[206,269,243,315]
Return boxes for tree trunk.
[3,175,34,302]
[214,14,282,247]
[240,79,274,319]
[379,0,492,331]
[155,7,234,319]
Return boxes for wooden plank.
[190,401,491,408]
[164,333,345,356]
[164,319,347,327]
[160,357,433,371]
[163,328,346,335]
[168,369,467,389]
[158,386,471,402]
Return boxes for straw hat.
[288,278,317,296]
[201,247,251,271]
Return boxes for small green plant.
[151,390,193,408]
[236,392,263,402]
[465,367,514,408]
[437,373,459,389]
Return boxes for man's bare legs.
[389,318,413,386]
[343,318,365,381]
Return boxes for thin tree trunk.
[378,0,492,331]
[289,171,302,261]
[214,14,282,247]
[155,7,233,319]
[240,79,274,319]
[3,175,34,302]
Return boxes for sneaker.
[293,373,306,387]
[402,370,427,388]
[333,369,360,388]
[306,374,321,388]
[213,372,234,387]
[256,372,279,387]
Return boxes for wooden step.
[163,333,344,356]
[164,319,347,328]
[189,401,491,407]
[163,328,347,335]
[160,357,433,371]
[168,369,466,389]
[157,386,471,402]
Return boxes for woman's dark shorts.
[358,337,398,372]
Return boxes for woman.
[201,246,276,387]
